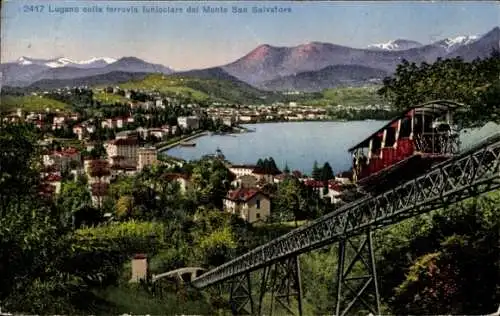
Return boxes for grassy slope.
[303,86,384,107]
[118,73,269,104]
[93,91,128,104]
[1,95,70,113]
[90,285,215,315]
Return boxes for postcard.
[1,1,499,315]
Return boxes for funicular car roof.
[348,100,464,152]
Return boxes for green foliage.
[57,180,92,226]
[1,95,69,113]
[302,86,384,107]
[320,162,334,181]
[272,177,322,224]
[90,284,215,315]
[255,157,281,174]
[187,158,234,210]
[378,52,500,127]
[377,192,500,314]
[0,123,41,216]
[74,220,167,247]
[312,160,334,181]
[312,161,321,180]
[197,226,238,266]
[191,209,238,267]
[93,91,128,104]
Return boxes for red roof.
[226,187,267,202]
[44,173,62,182]
[53,147,80,157]
[304,180,326,188]
[328,183,342,191]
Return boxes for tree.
[378,52,500,127]
[377,193,500,315]
[312,161,321,180]
[89,142,106,159]
[115,195,136,220]
[256,158,264,168]
[58,181,92,227]
[0,123,83,313]
[320,162,334,181]
[273,178,309,226]
[256,157,281,175]
[283,163,290,174]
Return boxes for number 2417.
[24,5,45,13]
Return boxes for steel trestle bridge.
[191,132,500,316]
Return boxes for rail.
[192,132,500,288]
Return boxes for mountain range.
[1,26,498,92]
[1,57,174,87]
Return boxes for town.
[2,85,360,226]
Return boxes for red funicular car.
[349,100,462,193]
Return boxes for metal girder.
[265,256,303,316]
[192,134,500,289]
[336,229,380,316]
[229,273,254,315]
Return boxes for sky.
[1,1,499,70]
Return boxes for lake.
[165,121,387,175]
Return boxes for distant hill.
[19,68,274,104]
[172,67,241,81]
[260,65,388,92]
[117,73,272,104]
[27,71,150,90]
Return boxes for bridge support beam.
[229,273,254,315]
[265,256,303,316]
[335,228,380,316]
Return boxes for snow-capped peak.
[367,39,422,51]
[16,56,117,68]
[439,35,479,51]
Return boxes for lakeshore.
[165,121,388,174]
[155,131,208,151]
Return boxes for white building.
[228,165,257,178]
[177,116,200,130]
[105,138,139,166]
[223,188,271,223]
